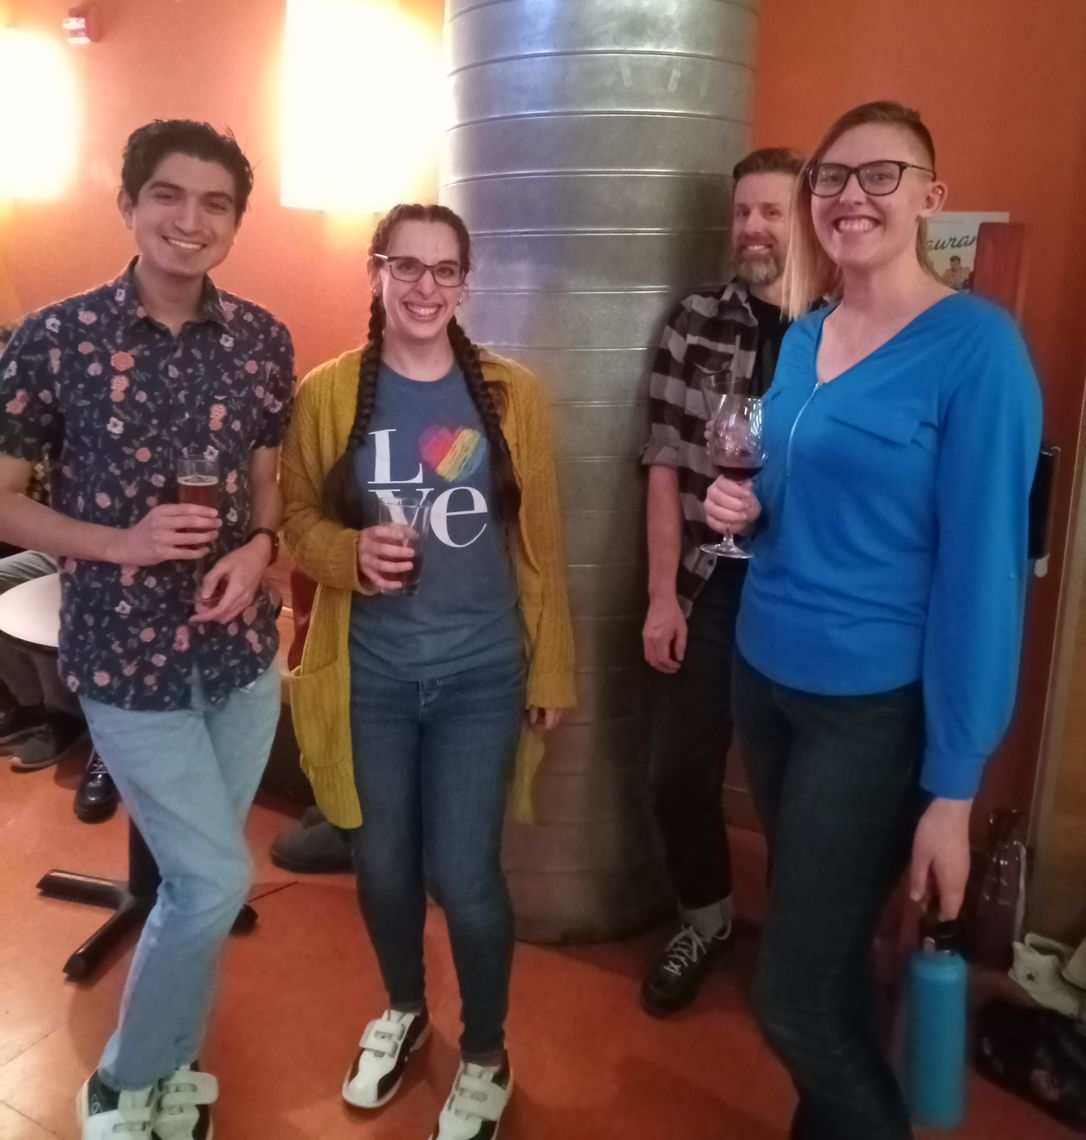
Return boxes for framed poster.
[926,211,1010,291]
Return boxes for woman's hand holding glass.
[700,393,766,559]
[356,525,416,592]
[705,476,761,538]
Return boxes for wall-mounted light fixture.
[280,0,445,213]
[0,28,78,199]
[62,3,102,44]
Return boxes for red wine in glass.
[717,453,764,482]
[702,395,766,560]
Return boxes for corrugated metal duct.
[441,0,757,941]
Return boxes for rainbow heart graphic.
[419,425,485,482]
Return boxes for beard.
[735,247,784,288]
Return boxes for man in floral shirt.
[0,121,293,1140]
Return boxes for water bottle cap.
[919,914,959,953]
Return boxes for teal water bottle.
[905,918,968,1129]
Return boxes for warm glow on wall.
[0,29,78,200]
[281,0,445,212]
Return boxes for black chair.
[0,573,263,981]
[38,822,257,981]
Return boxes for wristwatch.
[246,527,280,564]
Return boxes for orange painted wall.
[752,0,1086,818]
[0,0,445,375]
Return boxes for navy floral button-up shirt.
[0,263,294,710]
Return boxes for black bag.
[975,1001,1086,1134]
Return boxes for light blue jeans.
[80,665,280,1090]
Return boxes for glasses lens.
[388,256,423,282]
[858,162,903,195]
[809,163,847,196]
[433,262,463,286]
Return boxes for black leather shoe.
[74,750,118,823]
[640,922,733,1016]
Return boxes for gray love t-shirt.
[348,362,522,680]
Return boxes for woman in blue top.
[705,101,1041,1139]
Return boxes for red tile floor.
[0,745,1074,1140]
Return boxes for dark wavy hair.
[121,120,254,216]
[322,203,521,532]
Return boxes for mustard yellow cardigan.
[281,348,576,828]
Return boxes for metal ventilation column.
[442,0,757,941]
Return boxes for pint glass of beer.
[176,453,220,510]
[176,452,220,587]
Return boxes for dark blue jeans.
[348,654,526,1059]
[733,652,927,1140]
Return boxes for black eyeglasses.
[374,254,465,287]
[807,160,936,197]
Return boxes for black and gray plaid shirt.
[642,278,782,613]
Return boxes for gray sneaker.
[270,819,353,873]
[10,714,88,772]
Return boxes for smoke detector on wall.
[63,4,102,44]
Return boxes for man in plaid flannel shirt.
[640,147,804,1016]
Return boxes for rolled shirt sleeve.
[642,301,694,469]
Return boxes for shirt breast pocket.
[685,343,738,383]
[817,401,931,486]
[824,402,922,448]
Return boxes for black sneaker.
[154,1064,217,1139]
[640,922,732,1016]
[0,703,48,746]
[77,1069,156,1138]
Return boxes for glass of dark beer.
[378,491,432,596]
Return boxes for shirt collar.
[721,276,753,309]
[114,258,232,332]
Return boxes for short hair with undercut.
[732,147,805,184]
[121,120,254,216]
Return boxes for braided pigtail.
[321,294,386,527]
[448,317,521,530]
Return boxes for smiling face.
[119,151,240,285]
[810,122,944,276]
[374,219,464,352]
[732,170,795,288]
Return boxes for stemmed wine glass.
[700,392,766,560]
[698,366,745,423]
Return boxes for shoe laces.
[87,750,108,776]
[661,924,712,976]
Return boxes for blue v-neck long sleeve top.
[736,293,1042,799]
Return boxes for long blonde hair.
[782,101,939,318]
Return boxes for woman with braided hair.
[282,203,574,1139]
